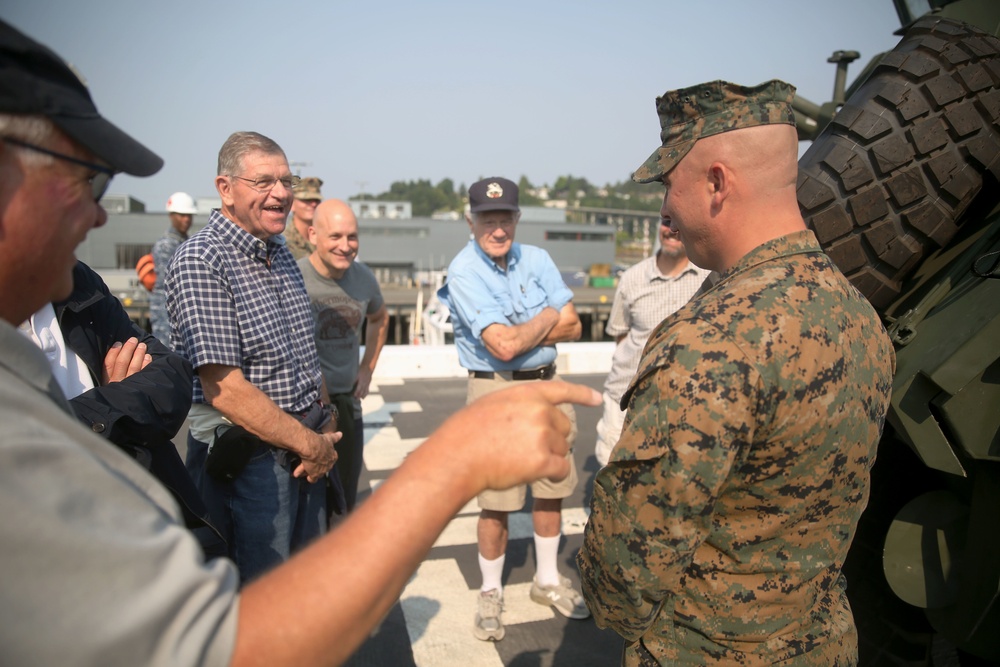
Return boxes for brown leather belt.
[470,363,556,381]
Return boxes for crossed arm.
[481,302,582,362]
[61,262,192,445]
[101,336,152,382]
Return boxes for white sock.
[533,533,561,587]
[479,552,505,594]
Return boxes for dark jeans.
[335,416,365,511]
[186,433,326,583]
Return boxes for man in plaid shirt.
[165,131,339,582]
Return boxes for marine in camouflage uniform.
[577,80,896,666]
[285,176,323,260]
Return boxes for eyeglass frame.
[1,136,116,201]
[228,173,301,193]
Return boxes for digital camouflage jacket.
[579,230,895,666]
[284,219,314,261]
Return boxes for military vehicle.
[793,0,999,663]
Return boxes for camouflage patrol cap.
[632,79,796,184]
[294,176,323,200]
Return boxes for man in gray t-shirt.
[299,199,389,510]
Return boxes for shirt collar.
[209,209,276,264]
[713,229,821,288]
[645,255,700,284]
[471,239,521,273]
[0,319,73,412]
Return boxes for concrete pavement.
[345,372,622,667]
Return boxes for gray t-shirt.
[298,257,385,414]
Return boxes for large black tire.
[796,16,1000,311]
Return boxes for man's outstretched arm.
[232,380,601,667]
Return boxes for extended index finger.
[525,380,602,409]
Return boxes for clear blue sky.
[4,0,903,210]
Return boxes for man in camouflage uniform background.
[578,79,896,666]
[285,176,322,259]
[150,191,196,343]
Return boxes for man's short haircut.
[217,131,286,176]
[0,113,55,166]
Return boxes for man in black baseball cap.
[0,20,603,666]
[467,175,520,213]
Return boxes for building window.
[360,226,429,238]
[544,231,614,242]
[117,243,153,270]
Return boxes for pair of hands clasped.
[295,419,341,484]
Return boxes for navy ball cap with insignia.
[469,177,519,213]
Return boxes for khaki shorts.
[467,369,578,512]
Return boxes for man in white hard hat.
[150,191,197,343]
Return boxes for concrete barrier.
[371,342,616,380]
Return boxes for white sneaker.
[530,574,590,619]
[474,588,505,641]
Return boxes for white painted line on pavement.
[402,559,505,667]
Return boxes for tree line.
[349,175,663,218]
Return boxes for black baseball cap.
[469,177,519,213]
[0,19,162,176]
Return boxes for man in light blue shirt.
[438,177,590,642]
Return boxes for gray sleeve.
[0,408,240,666]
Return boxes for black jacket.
[53,262,225,557]
[55,262,192,445]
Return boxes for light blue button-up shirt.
[438,240,574,372]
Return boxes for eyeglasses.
[2,136,116,201]
[229,174,301,192]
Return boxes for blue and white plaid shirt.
[165,209,321,412]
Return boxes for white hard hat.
[165,191,198,214]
